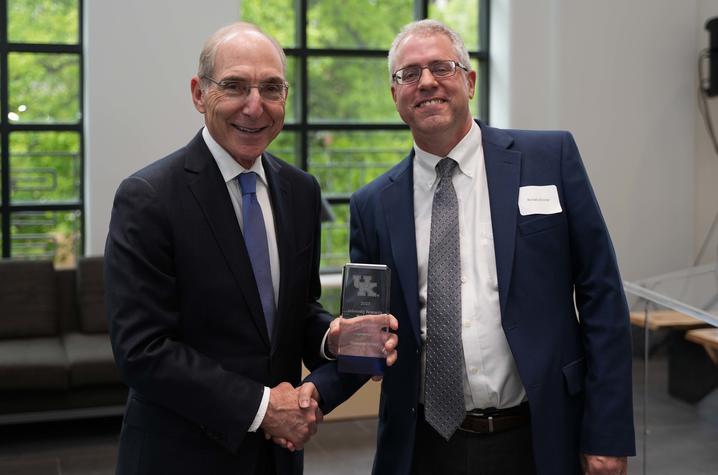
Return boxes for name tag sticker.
[518,185,562,216]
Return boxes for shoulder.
[264,151,319,190]
[482,122,573,151]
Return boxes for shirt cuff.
[248,386,270,432]
[320,328,336,360]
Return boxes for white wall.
[85,1,238,254]
[696,0,718,264]
[492,0,700,280]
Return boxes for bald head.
[198,22,286,86]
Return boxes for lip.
[414,97,448,109]
[232,124,270,134]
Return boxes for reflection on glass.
[8,0,79,44]
[309,57,398,123]
[320,285,342,317]
[285,56,298,124]
[307,0,412,49]
[11,210,81,266]
[10,132,81,204]
[321,204,349,271]
[9,53,81,124]
[268,132,298,167]
[309,131,410,195]
[240,0,296,48]
[429,0,480,51]
[470,58,480,120]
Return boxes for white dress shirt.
[413,121,526,410]
[202,127,276,431]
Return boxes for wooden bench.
[686,328,718,365]
[630,311,717,403]
[629,310,706,331]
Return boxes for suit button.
[410,407,415,414]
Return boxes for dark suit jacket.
[349,121,636,475]
[105,131,351,474]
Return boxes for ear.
[466,70,477,100]
[190,76,206,113]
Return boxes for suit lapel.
[184,133,271,348]
[481,123,522,322]
[382,154,422,345]
[262,152,292,354]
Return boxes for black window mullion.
[298,0,309,171]
[1,0,10,257]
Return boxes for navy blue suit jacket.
[349,121,635,475]
[105,131,355,474]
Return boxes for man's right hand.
[260,382,319,450]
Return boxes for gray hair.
[198,22,287,88]
[387,19,471,81]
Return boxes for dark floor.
[0,356,716,474]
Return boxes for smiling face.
[191,30,286,168]
[391,32,476,156]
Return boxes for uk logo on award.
[353,274,379,297]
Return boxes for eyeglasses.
[392,60,469,85]
[202,76,289,102]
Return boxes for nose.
[242,87,264,118]
[417,67,438,89]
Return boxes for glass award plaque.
[337,263,391,375]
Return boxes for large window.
[242,0,489,272]
[0,0,84,266]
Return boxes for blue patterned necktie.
[424,157,466,441]
[238,172,276,339]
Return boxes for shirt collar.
[201,127,269,186]
[413,121,482,190]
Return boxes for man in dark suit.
[349,20,635,475]
[104,22,391,474]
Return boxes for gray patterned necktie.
[424,157,466,441]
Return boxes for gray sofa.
[0,257,127,424]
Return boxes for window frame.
[279,0,489,271]
[0,0,85,259]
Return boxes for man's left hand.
[582,454,628,475]
[327,314,399,380]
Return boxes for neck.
[413,118,473,157]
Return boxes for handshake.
[260,314,398,451]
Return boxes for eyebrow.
[218,75,285,83]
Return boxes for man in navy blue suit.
[349,20,635,475]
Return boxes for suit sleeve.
[301,177,369,412]
[560,133,635,456]
[105,175,263,453]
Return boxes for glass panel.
[309,57,398,123]
[321,203,349,271]
[267,131,298,167]
[7,0,79,45]
[8,53,81,124]
[285,56,299,124]
[309,131,411,196]
[10,132,81,204]
[429,0,480,51]
[319,284,342,317]
[240,0,296,48]
[470,58,480,120]
[11,210,81,266]
[307,0,412,49]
